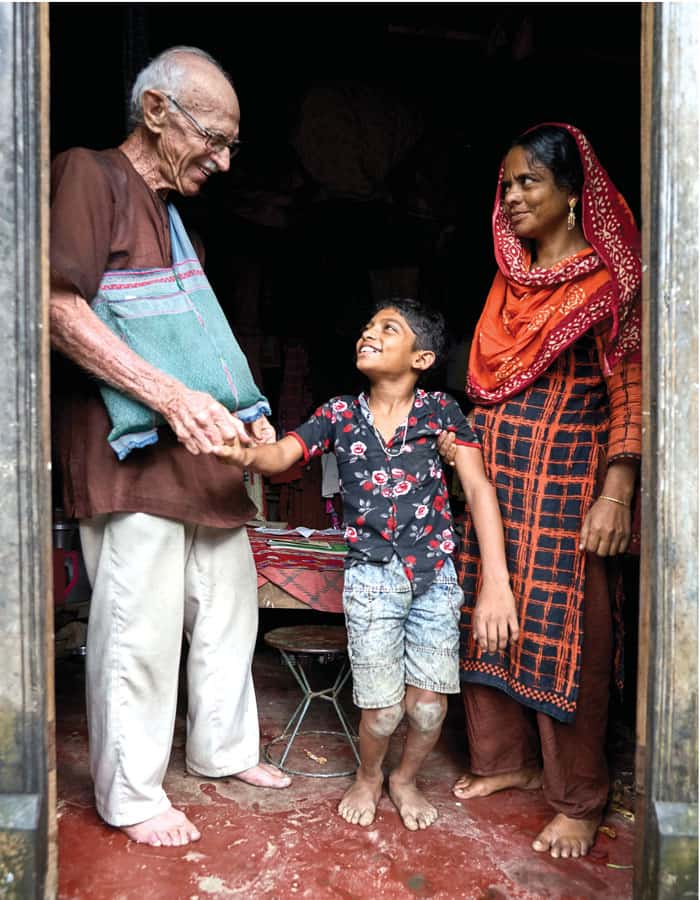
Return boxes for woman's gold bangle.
[599,494,630,508]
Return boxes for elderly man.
[50,46,290,849]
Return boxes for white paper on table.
[253,526,344,538]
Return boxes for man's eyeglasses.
[165,94,241,158]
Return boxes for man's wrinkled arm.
[50,286,250,454]
[50,287,178,410]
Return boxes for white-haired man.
[50,46,290,849]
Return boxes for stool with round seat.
[263,625,360,777]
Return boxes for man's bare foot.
[532,812,600,858]
[233,762,291,789]
[122,806,200,847]
[338,770,383,827]
[452,767,542,800]
[388,773,438,831]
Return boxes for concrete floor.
[56,629,635,899]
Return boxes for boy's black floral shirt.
[289,389,480,596]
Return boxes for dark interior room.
[50,5,642,896]
[50,3,641,409]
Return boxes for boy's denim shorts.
[342,554,462,709]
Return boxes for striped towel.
[93,205,270,459]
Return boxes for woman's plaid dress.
[457,330,641,722]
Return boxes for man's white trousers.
[79,512,260,826]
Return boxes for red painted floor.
[56,634,635,899]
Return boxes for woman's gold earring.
[567,198,577,231]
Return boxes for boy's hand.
[437,430,457,467]
[472,581,520,652]
[213,434,249,468]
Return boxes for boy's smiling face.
[356,307,434,378]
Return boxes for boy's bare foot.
[452,767,542,800]
[233,763,291,789]
[532,812,600,858]
[338,771,383,827]
[388,773,438,831]
[122,806,201,847]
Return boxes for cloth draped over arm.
[92,204,270,458]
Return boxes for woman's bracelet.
[599,494,631,508]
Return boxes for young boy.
[215,298,518,831]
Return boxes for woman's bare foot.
[122,806,200,847]
[388,772,438,831]
[452,767,542,800]
[338,770,383,827]
[532,812,600,858]
[233,762,291,789]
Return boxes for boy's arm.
[214,434,304,476]
[453,445,519,652]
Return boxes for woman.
[451,124,641,859]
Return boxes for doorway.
[1,3,697,897]
[48,5,645,895]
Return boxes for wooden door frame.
[0,4,54,898]
[0,4,697,898]
[635,3,699,897]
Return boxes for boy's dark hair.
[374,297,448,367]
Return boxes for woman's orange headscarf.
[467,123,641,404]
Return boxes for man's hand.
[246,415,276,445]
[159,385,252,456]
[472,579,520,653]
[437,430,457,467]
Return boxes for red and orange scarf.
[467,123,642,404]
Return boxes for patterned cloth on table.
[248,528,345,613]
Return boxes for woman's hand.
[579,497,632,556]
[437,430,457,467]
[580,461,637,556]
[472,578,520,653]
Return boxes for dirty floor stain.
[56,638,635,899]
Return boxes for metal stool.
[263,625,360,777]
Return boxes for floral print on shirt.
[288,389,480,596]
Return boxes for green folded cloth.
[93,204,270,459]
